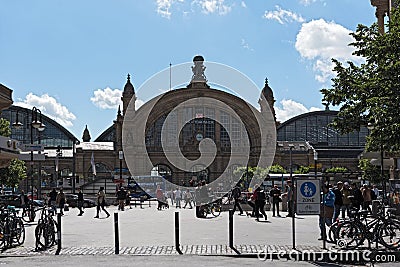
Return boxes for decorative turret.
[187,55,210,89]
[259,77,278,125]
[121,74,136,116]
[82,125,91,142]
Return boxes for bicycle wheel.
[379,221,400,250]
[35,223,55,250]
[211,204,221,217]
[12,218,25,246]
[336,221,364,249]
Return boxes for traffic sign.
[20,143,44,152]
[296,179,320,215]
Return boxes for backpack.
[232,187,241,199]
[257,190,266,201]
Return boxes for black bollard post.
[175,211,183,254]
[55,212,62,255]
[229,209,234,248]
[114,212,119,254]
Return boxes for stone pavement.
[1,204,399,265]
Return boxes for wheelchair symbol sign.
[300,182,316,198]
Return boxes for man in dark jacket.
[231,185,243,215]
[77,188,84,216]
[350,183,363,211]
[270,185,281,217]
[254,187,268,221]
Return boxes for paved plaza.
[1,204,400,266]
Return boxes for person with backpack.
[231,185,243,215]
[254,186,268,221]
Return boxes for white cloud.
[299,0,316,6]
[241,1,246,8]
[90,87,144,111]
[241,38,254,51]
[263,5,305,24]
[196,0,232,15]
[156,0,182,19]
[14,93,76,128]
[275,99,320,122]
[91,87,122,109]
[295,19,364,83]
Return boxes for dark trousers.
[96,203,110,217]
[247,201,255,216]
[272,200,280,216]
[77,200,84,215]
[287,200,294,217]
[255,201,267,220]
[232,198,243,214]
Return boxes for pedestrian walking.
[48,188,58,214]
[19,190,29,217]
[284,180,295,217]
[174,187,182,208]
[77,188,84,216]
[231,185,243,215]
[341,182,352,218]
[126,190,132,209]
[254,186,268,221]
[269,184,282,217]
[361,184,372,212]
[94,187,110,218]
[56,188,66,216]
[116,186,127,211]
[183,189,193,209]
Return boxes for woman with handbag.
[94,187,110,218]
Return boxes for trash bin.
[372,200,380,217]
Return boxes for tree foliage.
[321,4,400,152]
[324,167,348,173]
[0,118,11,137]
[358,158,381,184]
[0,158,27,190]
[294,165,310,174]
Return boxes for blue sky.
[0,0,377,140]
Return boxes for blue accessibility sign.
[300,182,316,198]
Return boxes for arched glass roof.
[1,106,78,148]
[277,110,368,148]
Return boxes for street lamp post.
[314,150,318,178]
[368,122,386,201]
[13,107,45,201]
[119,151,124,188]
[289,144,295,249]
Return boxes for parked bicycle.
[333,205,400,250]
[35,206,58,251]
[199,199,222,218]
[0,205,25,250]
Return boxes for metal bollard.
[229,209,234,248]
[114,212,119,254]
[55,212,62,255]
[175,211,183,254]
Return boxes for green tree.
[359,158,381,184]
[0,158,27,191]
[0,118,11,137]
[320,3,400,152]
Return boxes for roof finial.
[118,105,121,116]
[127,73,131,82]
[265,77,269,85]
